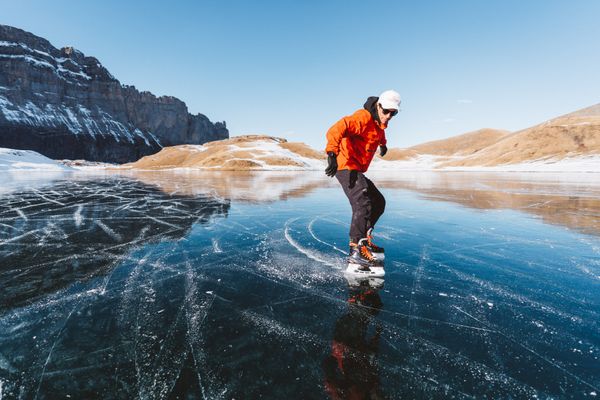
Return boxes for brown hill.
[123,135,324,170]
[409,128,511,156]
[442,104,600,167]
[383,148,420,161]
[562,103,600,118]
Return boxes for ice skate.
[366,228,384,261]
[345,239,385,278]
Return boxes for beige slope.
[383,148,420,161]
[561,103,600,118]
[124,135,324,170]
[408,128,511,156]
[383,128,510,162]
[442,113,600,167]
[279,141,325,159]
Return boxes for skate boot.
[366,228,384,261]
[346,239,385,277]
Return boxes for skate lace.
[360,245,376,261]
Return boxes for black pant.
[335,169,385,243]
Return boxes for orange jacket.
[325,108,387,173]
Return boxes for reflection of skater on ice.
[323,279,385,399]
[324,90,401,276]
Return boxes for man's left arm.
[379,134,388,157]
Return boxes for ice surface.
[0,171,598,399]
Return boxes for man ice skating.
[324,90,401,272]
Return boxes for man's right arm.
[324,116,352,177]
[324,151,338,177]
[325,118,347,156]
[324,110,368,176]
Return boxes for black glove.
[379,145,388,157]
[325,152,338,177]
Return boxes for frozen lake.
[0,170,599,399]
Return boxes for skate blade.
[343,274,385,289]
[345,263,385,278]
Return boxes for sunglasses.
[379,104,398,117]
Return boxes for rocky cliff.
[0,24,228,163]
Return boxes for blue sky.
[2,0,599,149]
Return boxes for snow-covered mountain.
[0,24,228,163]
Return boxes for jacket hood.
[363,96,381,124]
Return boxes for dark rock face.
[0,25,229,163]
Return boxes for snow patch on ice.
[211,238,222,253]
[73,204,84,227]
[95,220,123,242]
[240,310,320,344]
[0,148,72,171]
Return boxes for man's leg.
[365,177,385,229]
[335,170,371,242]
